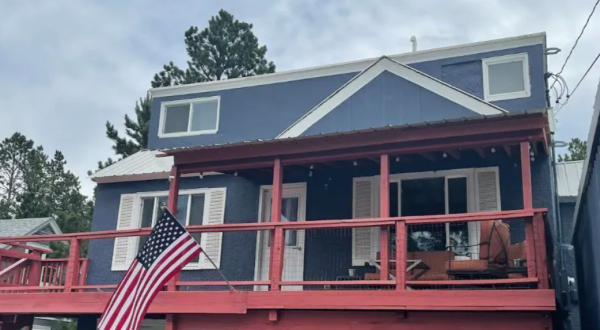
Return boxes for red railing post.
[167,165,181,292]
[64,238,80,292]
[525,218,537,279]
[79,258,89,286]
[269,158,284,291]
[520,142,533,209]
[395,220,406,290]
[379,154,390,280]
[533,212,549,289]
[27,250,42,287]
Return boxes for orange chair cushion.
[445,259,489,271]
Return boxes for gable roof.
[149,32,545,98]
[0,217,62,237]
[277,56,507,139]
[556,160,584,202]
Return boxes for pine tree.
[0,133,34,218]
[152,9,276,87]
[558,138,587,162]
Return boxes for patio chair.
[445,220,510,279]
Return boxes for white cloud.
[1,0,599,197]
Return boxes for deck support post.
[533,212,549,289]
[269,158,284,291]
[520,142,537,279]
[395,220,406,290]
[166,165,181,328]
[27,250,42,288]
[64,238,80,292]
[379,154,390,281]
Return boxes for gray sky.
[1,0,599,198]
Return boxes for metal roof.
[556,161,584,202]
[89,150,174,183]
[0,217,61,248]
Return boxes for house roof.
[277,56,507,139]
[573,78,600,241]
[0,217,61,249]
[89,150,174,183]
[556,160,584,202]
[149,32,546,98]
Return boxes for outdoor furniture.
[507,242,528,278]
[445,220,510,279]
[371,252,431,280]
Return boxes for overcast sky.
[1,0,599,198]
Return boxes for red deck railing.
[0,208,548,293]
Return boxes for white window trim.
[133,188,212,270]
[482,53,531,102]
[158,96,220,138]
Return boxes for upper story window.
[482,53,531,102]
[158,96,220,138]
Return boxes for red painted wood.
[1,242,52,254]
[269,158,284,292]
[396,220,407,290]
[79,259,89,286]
[167,165,181,293]
[279,280,395,286]
[525,218,537,279]
[0,259,28,278]
[0,249,42,261]
[533,213,549,289]
[63,238,80,292]
[520,142,533,209]
[178,159,275,174]
[0,290,555,314]
[379,154,390,281]
[179,310,551,330]
[0,209,547,243]
[268,309,278,322]
[406,278,538,286]
[170,115,546,165]
[0,286,64,292]
[27,251,42,287]
[176,281,270,286]
[165,314,176,330]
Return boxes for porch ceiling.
[160,111,549,173]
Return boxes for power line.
[568,51,600,99]
[550,0,600,90]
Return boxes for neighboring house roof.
[89,149,219,183]
[556,160,584,202]
[149,32,545,98]
[573,78,600,240]
[277,56,507,139]
[0,217,61,249]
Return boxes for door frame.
[253,182,307,284]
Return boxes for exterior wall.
[302,70,478,137]
[87,153,531,285]
[574,142,600,328]
[560,201,581,330]
[148,44,545,150]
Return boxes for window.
[159,96,220,137]
[137,191,207,265]
[482,53,530,101]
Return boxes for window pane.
[402,178,446,251]
[488,60,525,95]
[176,195,189,225]
[282,197,299,246]
[154,196,168,223]
[139,197,155,249]
[164,104,190,133]
[447,177,469,255]
[189,194,205,263]
[190,99,218,132]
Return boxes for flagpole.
[201,250,236,291]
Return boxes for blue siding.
[88,154,530,285]
[148,44,546,150]
[302,70,479,136]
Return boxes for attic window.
[482,53,531,102]
[159,96,220,137]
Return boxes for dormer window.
[158,96,220,137]
[482,53,530,102]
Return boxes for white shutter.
[352,177,379,266]
[471,167,501,259]
[200,188,226,269]
[111,194,139,271]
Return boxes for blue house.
[0,32,569,330]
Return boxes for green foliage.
[558,138,587,162]
[53,319,77,330]
[0,132,92,257]
[152,9,276,87]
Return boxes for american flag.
[98,208,202,330]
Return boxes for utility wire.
[550,0,600,90]
[567,51,600,100]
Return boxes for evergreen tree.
[0,133,34,218]
[558,138,587,162]
[152,9,276,87]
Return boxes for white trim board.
[277,56,507,139]
[149,33,546,98]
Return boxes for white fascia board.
[277,57,506,139]
[149,33,546,98]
